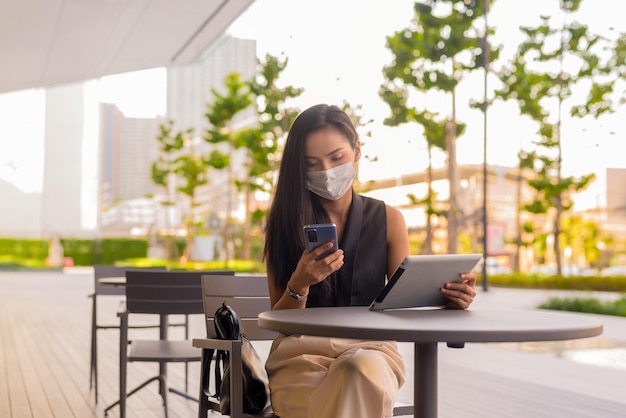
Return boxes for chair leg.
[89,295,98,403]
[198,349,210,418]
[198,386,209,418]
[184,314,189,392]
[185,362,189,393]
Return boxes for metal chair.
[103,269,234,418]
[193,274,414,418]
[193,274,277,418]
[89,265,167,403]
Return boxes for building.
[41,83,93,237]
[97,36,258,244]
[360,165,626,271]
[605,168,626,238]
[100,103,162,205]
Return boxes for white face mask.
[306,161,356,201]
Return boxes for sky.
[230,0,626,209]
[0,0,624,210]
[228,0,625,182]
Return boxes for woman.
[263,104,477,418]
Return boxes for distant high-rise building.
[165,36,258,229]
[167,36,257,133]
[97,36,258,236]
[100,103,161,206]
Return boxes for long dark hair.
[263,104,358,292]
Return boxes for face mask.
[306,161,356,201]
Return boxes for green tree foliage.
[380,0,492,254]
[559,214,605,267]
[203,72,253,263]
[151,120,205,260]
[495,0,624,274]
[244,53,304,199]
[236,53,304,259]
[150,55,303,263]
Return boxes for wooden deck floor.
[0,270,207,418]
[2,270,626,418]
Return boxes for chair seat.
[129,340,200,362]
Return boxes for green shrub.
[539,295,626,317]
[0,238,48,259]
[117,258,266,273]
[478,273,626,292]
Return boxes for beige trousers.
[265,335,406,418]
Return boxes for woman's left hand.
[441,272,477,309]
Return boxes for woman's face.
[303,127,360,173]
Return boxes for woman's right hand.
[288,242,344,294]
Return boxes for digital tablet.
[369,253,482,311]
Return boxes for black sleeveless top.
[306,193,387,307]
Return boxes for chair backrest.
[93,265,167,296]
[201,274,277,341]
[125,270,235,316]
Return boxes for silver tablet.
[369,254,482,311]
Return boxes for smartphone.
[303,223,338,261]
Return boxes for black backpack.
[203,302,270,414]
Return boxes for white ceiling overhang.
[0,0,255,94]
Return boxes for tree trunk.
[514,167,522,273]
[243,183,251,260]
[555,124,563,276]
[422,146,434,255]
[446,119,458,254]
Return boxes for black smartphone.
[303,223,338,261]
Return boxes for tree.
[380,0,492,254]
[340,101,375,169]
[560,214,604,268]
[236,53,304,259]
[151,121,211,260]
[495,0,624,274]
[203,72,253,263]
[247,54,303,195]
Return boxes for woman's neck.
[320,189,353,229]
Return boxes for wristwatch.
[287,285,308,301]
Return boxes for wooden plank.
[1,304,37,418]
[0,305,12,418]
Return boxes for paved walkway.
[400,286,626,417]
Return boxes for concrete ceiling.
[0,0,255,94]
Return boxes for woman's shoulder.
[385,203,402,217]
[357,193,385,207]
[357,194,401,217]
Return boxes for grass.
[0,255,266,273]
[116,257,266,272]
[538,295,626,317]
[0,255,59,270]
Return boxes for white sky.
[226,0,626,211]
[0,0,624,207]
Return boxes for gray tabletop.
[258,306,603,418]
[258,306,603,343]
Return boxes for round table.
[258,306,603,418]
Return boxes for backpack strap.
[203,302,242,399]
